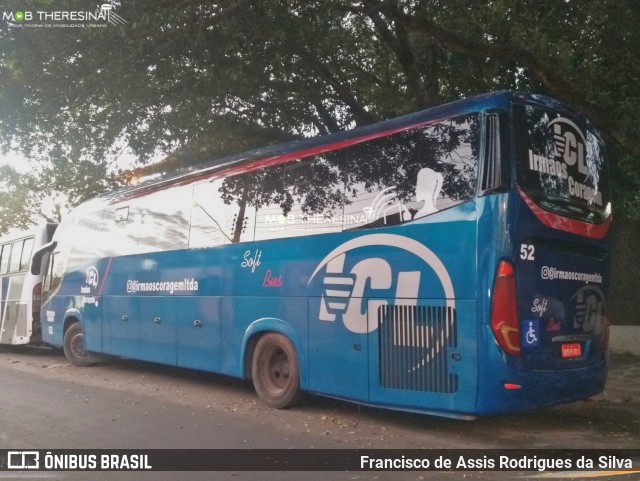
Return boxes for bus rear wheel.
[63,322,94,367]
[251,333,300,409]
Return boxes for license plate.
[561,343,582,359]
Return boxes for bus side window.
[191,179,256,247]
[42,254,52,297]
[480,112,505,194]
[19,237,35,271]
[42,253,60,301]
[343,114,479,229]
[252,153,346,241]
[8,240,23,273]
[0,243,9,274]
[131,186,191,252]
[103,186,191,257]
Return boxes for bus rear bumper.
[476,357,608,415]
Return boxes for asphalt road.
[0,345,638,481]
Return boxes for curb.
[609,326,640,356]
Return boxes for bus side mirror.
[31,241,57,275]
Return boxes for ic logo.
[572,285,607,335]
[85,266,99,290]
[309,233,455,334]
[550,117,588,177]
[81,266,100,296]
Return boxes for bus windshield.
[513,103,611,224]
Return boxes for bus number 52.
[520,244,535,261]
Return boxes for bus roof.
[0,223,58,244]
[101,90,586,205]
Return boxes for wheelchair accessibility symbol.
[522,319,540,348]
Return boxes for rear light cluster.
[490,261,521,356]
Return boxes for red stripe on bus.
[117,117,446,202]
[220,118,444,178]
[518,188,611,239]
[97,257,113,297]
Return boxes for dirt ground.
[1,344,639,451]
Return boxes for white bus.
[0,223,57,345]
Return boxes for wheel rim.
[263,345,290,393]
[70,332,87,359]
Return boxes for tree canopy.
[1,0,638,234]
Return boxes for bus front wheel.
[251,333,300,409]
[63,322,94,367]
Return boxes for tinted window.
[513,103,610,223]
[8,240,23,272]
[19,237,35,271]
[104,185,191,256]
[191,178,256,247]
[199,115,479,242]
[480,113,504,193]
[215,151,347,243]
[127,186,191,252]
[42,252,62,302]
[0,243,10,274]
[64,208,107,270]
[251,153,346,241]
[343,114,479,229]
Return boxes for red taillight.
[490,261,521,356]
[503,383,522,390]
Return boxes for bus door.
[0,276,28,344]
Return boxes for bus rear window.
[513,103,611,224]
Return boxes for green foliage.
[0,0,638,228]
[0,165,39,235]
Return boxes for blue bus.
[0,223,57,345]
[33,91,611,418]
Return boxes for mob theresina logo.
[2,4,127,26]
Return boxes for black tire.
[63,322,94,367]
[251,333,301,409]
